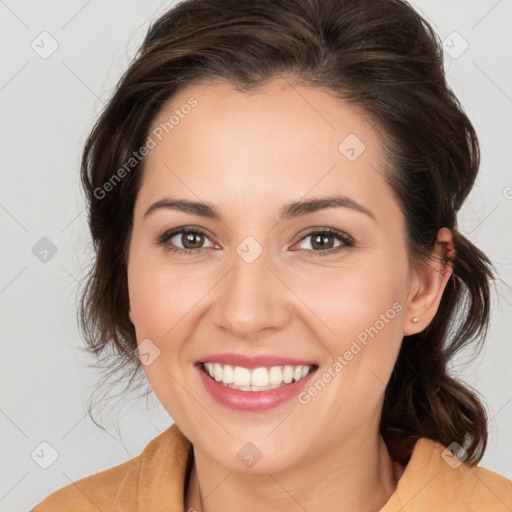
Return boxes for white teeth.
[283,366,294,384]
[269,366,283,385]
[251,367,269,387]
[233,366,251,387]
[214,363,223,382]
[202,362,314,391]
[222,364,234,384]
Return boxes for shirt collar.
[118,423,506,511]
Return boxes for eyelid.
[156,226,218,252]
[295,226,354,243]
[292,227,354,254]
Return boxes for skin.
[127,77,454,512]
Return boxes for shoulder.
[31,423,192,512]
[30,456,140,511]
[429,439,512,511]
[463,464,512,511]
[385,437,512,512]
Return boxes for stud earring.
[411,317,419,324]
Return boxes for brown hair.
[79,0,495,463]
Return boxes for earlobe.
[403,227,454,336]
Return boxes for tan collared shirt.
[31,423,512,511]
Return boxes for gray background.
[1,1,511,510]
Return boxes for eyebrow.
[143,195,376,222]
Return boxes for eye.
[293,227,354,256]
[156,227,217,255]
[156,226,354,257]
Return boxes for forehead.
[136,78,398,222]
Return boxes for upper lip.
[197,353,318,369]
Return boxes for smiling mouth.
[198,362,319,392]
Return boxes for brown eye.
[310,233,336,250]
[293,228,354,256]
[181,231,205,249]
[157,227,216,254]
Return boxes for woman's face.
[127,77,421,472]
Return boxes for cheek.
[292,259,406,351]
[128,251,210,340]
[127,251,208,422]
[291,263,406,427]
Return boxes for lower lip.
[196,364,317,411]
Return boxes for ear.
[128,307,134,324]
[403,227,455,336]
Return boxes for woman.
[32,0,512,510]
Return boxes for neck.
[185,430,405,512]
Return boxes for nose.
[211,248,293,340]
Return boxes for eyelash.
[156,226,355,256]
